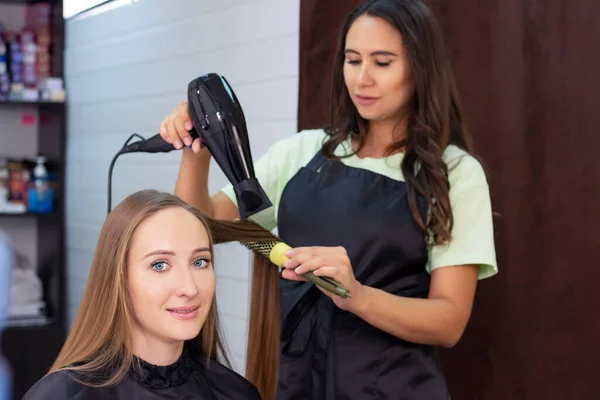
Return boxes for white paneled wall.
[65,0,300,374]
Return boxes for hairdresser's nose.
[175,264,199,298]
[356,64,375,87]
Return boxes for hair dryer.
[112,73,272,219]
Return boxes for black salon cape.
[22,350,261,400]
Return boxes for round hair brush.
[209,218,352,299]
[240,239,351,299]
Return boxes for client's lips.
[167,306,199,320]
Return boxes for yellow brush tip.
[269,242,291,267]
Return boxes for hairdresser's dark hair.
[325,0,473,245]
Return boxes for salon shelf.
[0,100,65,107]
[5,316,53,328]
[0,0,59,5]
[1,1,67,398]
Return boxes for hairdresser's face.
[128,207,215,347]
[343,15,415,123]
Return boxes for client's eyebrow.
[345,49,399,57]
[192,247,211,255]
[143,247,211,259]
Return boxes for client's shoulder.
[22,370,91,400]
[200,356,262,399]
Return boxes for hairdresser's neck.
[355,115,408,158]
[131,332,184,366]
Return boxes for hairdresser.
[161,0,497,398]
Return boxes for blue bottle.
[28,155,53,214]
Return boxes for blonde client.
[23,190,261,399]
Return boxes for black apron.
[275,148,450,400]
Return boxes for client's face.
[127,207,215,346]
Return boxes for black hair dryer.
[187,73,272,219]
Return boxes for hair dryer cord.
[107,133,147,214]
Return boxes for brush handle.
[319,275,347,289]
[304,272,352,299]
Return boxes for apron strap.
[305,148,329,172]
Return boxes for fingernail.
[295,267,302,274]
[174,140,182,149]
[286,250,294,257]
[284,260,291,268]
[185,122,193,130]
[183,137,191,146]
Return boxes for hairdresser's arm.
[283,247,478,348]
[162,101,239,220]
[174,149,239,220]
[351,266,478,348]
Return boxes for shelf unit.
[0,1,66,399]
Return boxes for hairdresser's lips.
[167,306,199,321]
[354,94,379,106]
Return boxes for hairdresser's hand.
[159,101,206,153]
[282,246,366,312]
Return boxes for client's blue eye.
[193,258,210,269]
[152,261,169,272]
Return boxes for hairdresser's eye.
[192,258,210,269]
[346,58,361,65]
[376,61,391,67]
[151,261,170,273]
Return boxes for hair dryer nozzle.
[233,178,273,219]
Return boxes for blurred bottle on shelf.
[0,4,65,103]
[28,155,53,214]
[5,161,28,213]
[0,159,8,207]
[0,156,57,214]
[0,24,9,101]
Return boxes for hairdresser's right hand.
[159,101,206,154]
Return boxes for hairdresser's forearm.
[174,148,214,216]
[351,286,467,348]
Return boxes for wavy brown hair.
[48,190,230,386]
[324,0,474,245]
